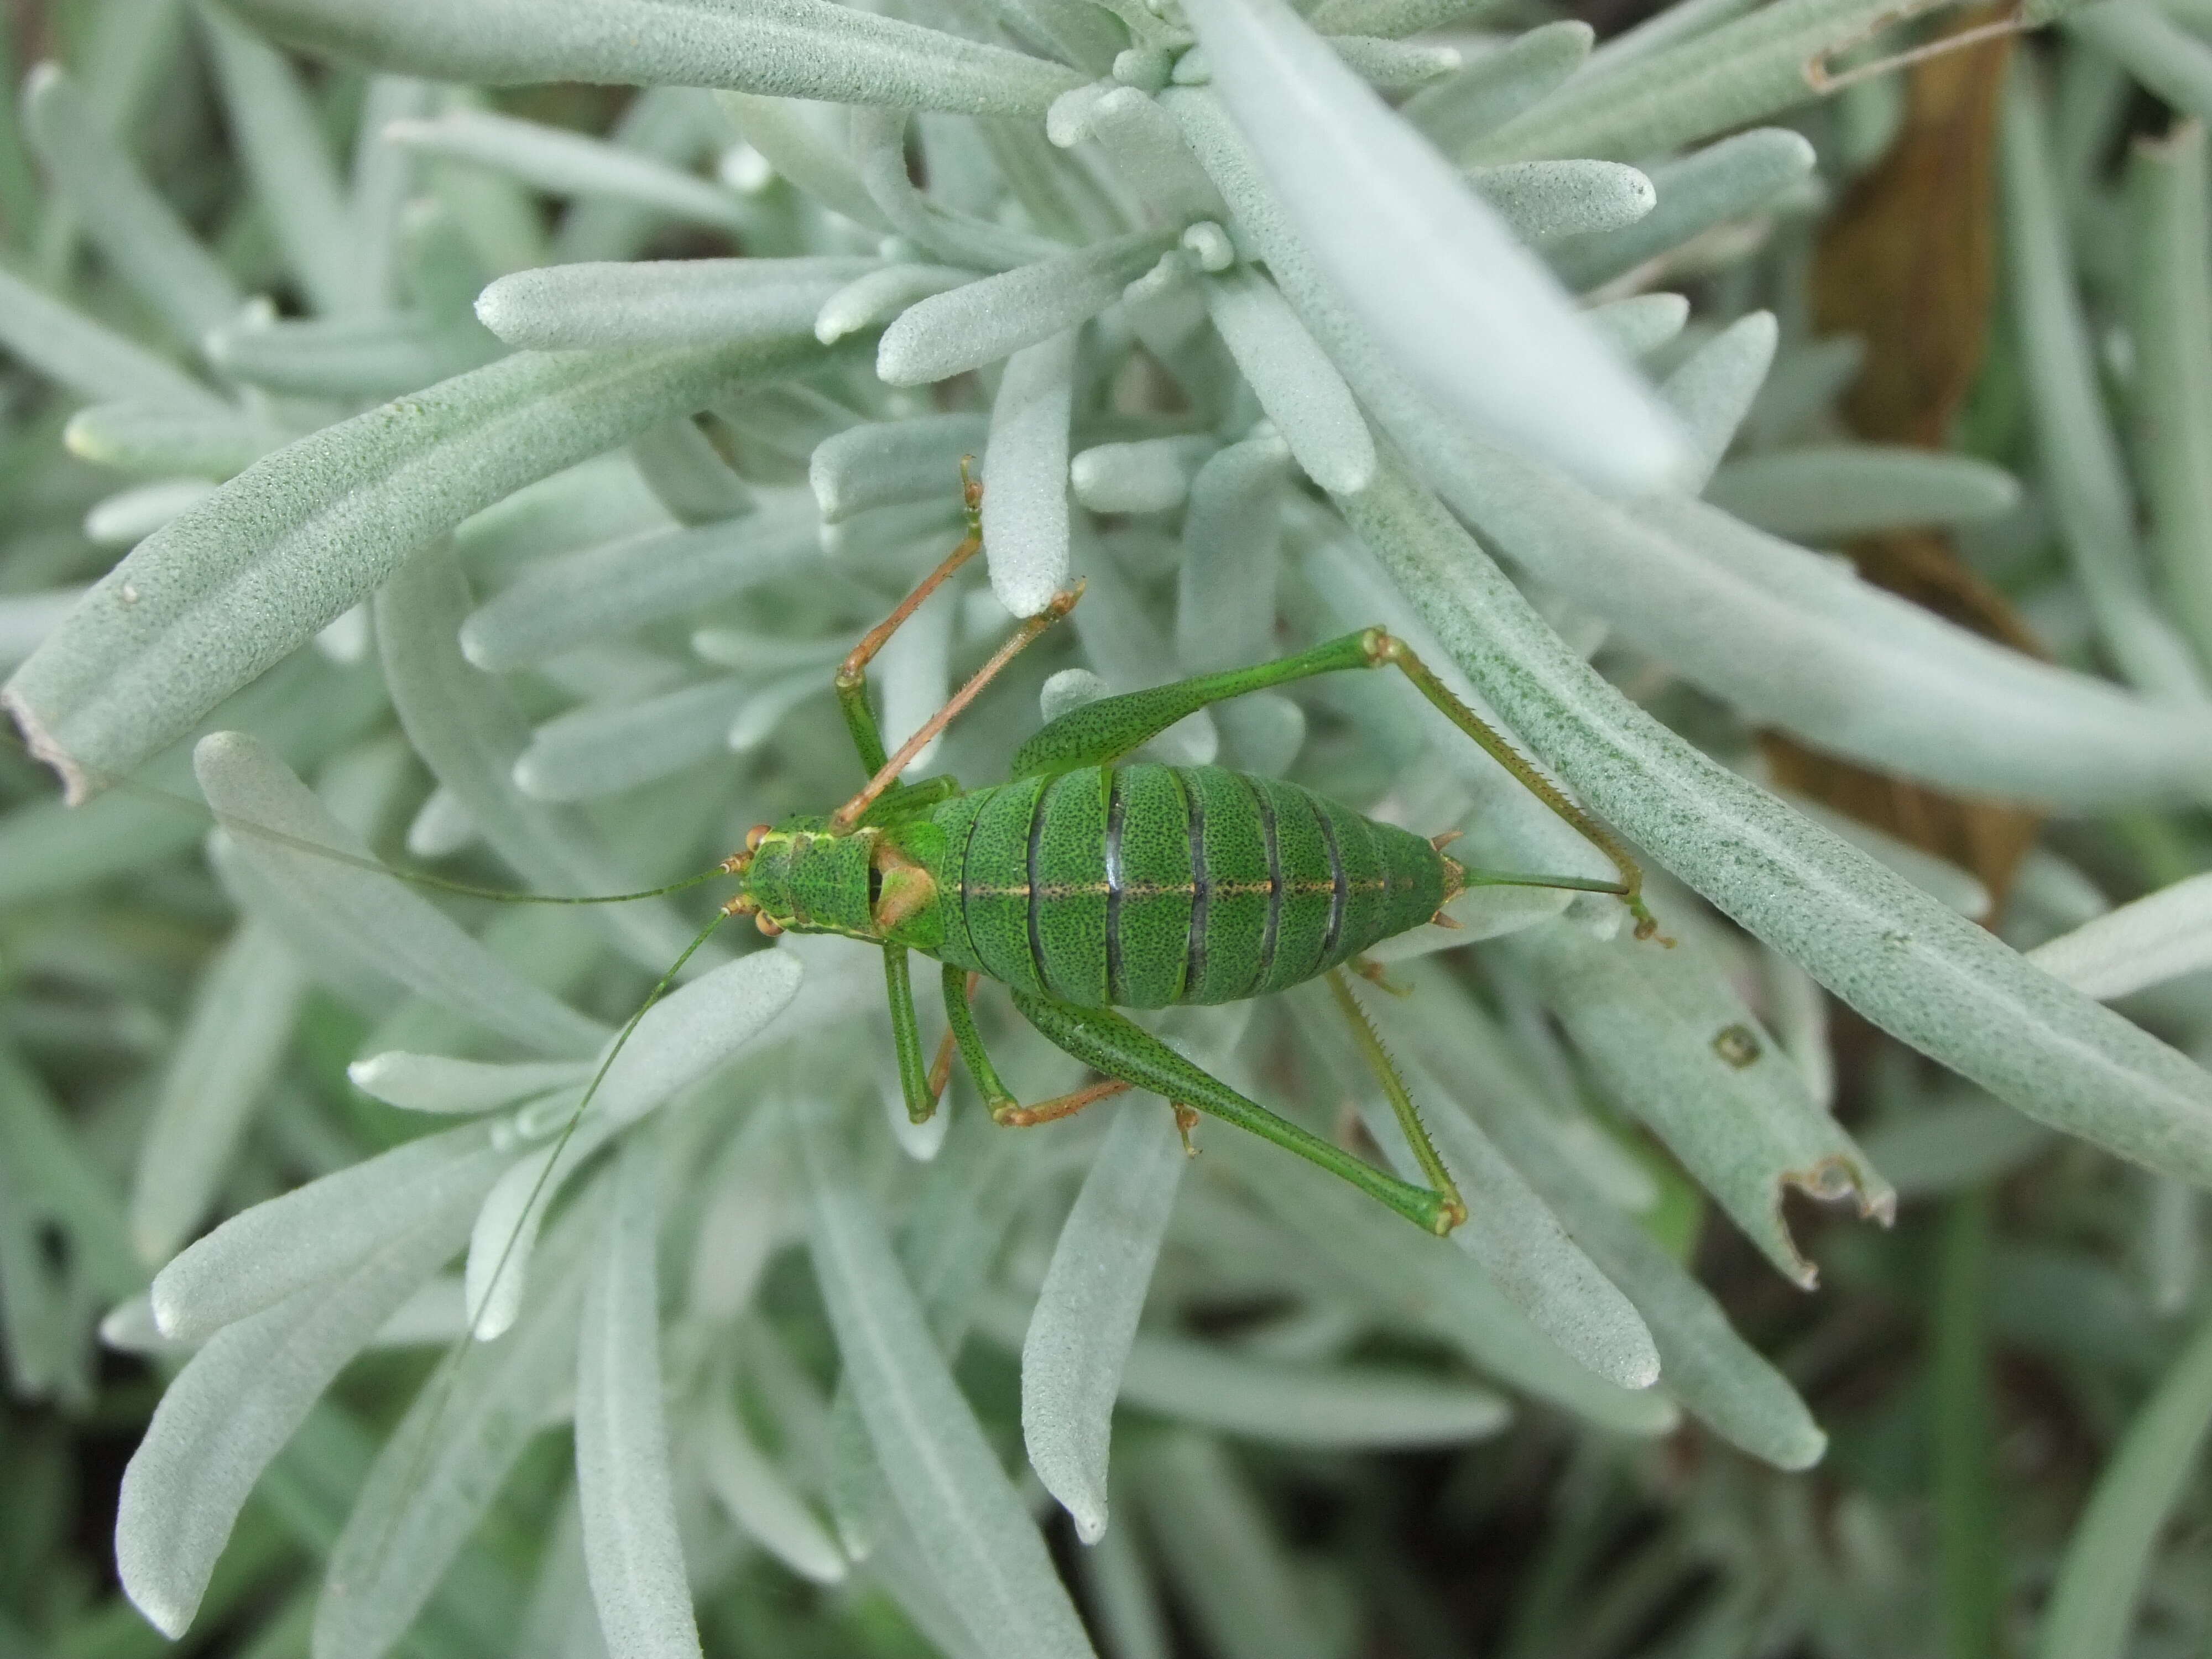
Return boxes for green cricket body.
[738,761,1464,1005]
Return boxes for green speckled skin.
[911,763,1444,1010]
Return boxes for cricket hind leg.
[1323,969,1465,1228]
[1004,628,1660,940]
[1009,989,1464,1236]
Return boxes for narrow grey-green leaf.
[576,1138,702,1659]
[462,492,818,670]
[0,262,222,410]
[1373,962,1827,1469]
[2036,1302,2212,1659]
[1022,1103,1187,1543]
[1472,159,1654,243]
[811,415,987,523]
[116,1197,475,1639]
[878,229,1176,385]
[7,334,823,796]
[1657,311,1775,488]
[314,1181,602,1659]
[194,732,611,1056]
[1177,434,1288,673]
[1708,445,2022,539]
[150,1119,507,1343]
[2028,872,2212,1001]
[1341,456,2212,1197]
[1201,267,1375,494]
[478,258,872,351]
[348,1052,593,1115]
[63,400,276,480]
[516,677,749,801]
[22,65,243,344]
[982,330,1079,618]
[129,922,303,1265]
[697,1387,848,1585]
[388,111,752,232]
[1549,128,1815,293]
[1173,1,1687,494]
[230,0,1086,117]
[1402,20,1593,159]
[804,1123,1098,1659]
[205,310,505,398]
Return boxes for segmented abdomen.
[929,764,1444,1009]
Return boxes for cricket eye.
[745,823,771,852]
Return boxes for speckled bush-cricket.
[697,469,1662,1236]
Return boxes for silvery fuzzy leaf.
[63,400,276,481]
[462,493,818,670]
[1470,159,1655,243]
[1215,1129,1677,1434]
[229,0,1088,116]
[2001,61,2209,702]
[0,262,222,410]
[1340,457,2212,1198]
[351,75,439,309]
[192,732,611,1056]
[8,335,825,797]
[1707,445,2023,539]
[150,1119,508,1343]
[630,413,755,524]
[1021,1103,1187,1543]
[465,950,804,1339]
[386,111,754,233]
[313,1179,604,1659]
[204,309,507,398]
[1113,1327,1511,1447]
[811,415,989,523]
[376,542,725,973]
[128,922,303,1265]
[1548,128,1816,293]
[1073,1498,1172,1659]
[22,65,243,345]
[1374,963,1827,1469]
[116,1195,477,1639]
[349,1052,594,1115]
[405,784,478,859]
[853,108,1063,274]
[195,2,362,316]
[1199,267,1375,494]
[2067,1,2212,131]
[515,677,751,801]
[982,329,1079,618]
[1176,433,1288,674]
[1585,291,1690,358]
[1656,311,1776,489]
[802,1126,1098,1659]
[876,579,958,774]
[477,258,874,351]
[1308,0,1500,35]
[1058,87,1229,227]
[877,229,1178,385]
[816,264,977,346]
[697,1386,848,1585]
[1402,19,1594,159]
[715,92,893,232]
[575,1139,702,1659]
[1325,34,1461,89]
[1175,0,1687,494]
[2028,872,2212,1001]
[1071,436,1218,514]
[1463,0,1918,163]
[1313,996,1661,1388]
[2035,1298,2212,1659]
[84,479,218,546]
[1129,1432,1340,1659]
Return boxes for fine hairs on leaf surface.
[6,0,2212,1655]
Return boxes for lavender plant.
[4,0,2212,1654]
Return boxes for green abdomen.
[926,764,1444,1009]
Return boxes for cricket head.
[723,818,936,941]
